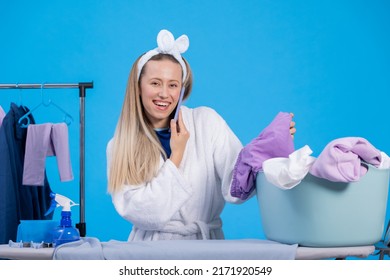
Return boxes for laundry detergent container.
[256,164,390,247]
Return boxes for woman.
[106,29,295,241]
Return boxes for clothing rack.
[0,82,93,237]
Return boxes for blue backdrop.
[1,0,389,250]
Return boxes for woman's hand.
[290,112,296,139]
[170,110,190,167]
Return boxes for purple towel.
[309,137,382,182]
[231,112,295,200]
[23,123,74,186]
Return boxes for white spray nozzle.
[45,192,79,216]
[54,193,79,212]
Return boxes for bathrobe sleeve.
[201,108,245,204]
[106,140,193,231]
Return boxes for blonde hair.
[108,54,193,193]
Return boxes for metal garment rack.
[0,82,93,237]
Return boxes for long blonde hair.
[108,54,193,193]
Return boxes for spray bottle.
[45,192,80,247]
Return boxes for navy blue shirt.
[155,128,171,158]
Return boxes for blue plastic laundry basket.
[256,164,390,247]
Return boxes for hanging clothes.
[0,105,5,127]
[0,103,53,244]
[23,122,74,186]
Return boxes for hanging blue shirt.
[155,128,171,158]
[0,103,53,244]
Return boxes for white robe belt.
[161,218,222,239]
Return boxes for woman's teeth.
[155,101,169,107]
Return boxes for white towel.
[262,145,316,189]
[378,151,390,169]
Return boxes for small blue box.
[256,164,390,247]
[16,220,58,243]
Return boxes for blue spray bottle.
[45,192,80,247]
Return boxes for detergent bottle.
[45,192,80,247]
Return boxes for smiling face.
[139,58,183,128]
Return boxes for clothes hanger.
[17,83,28,110]
[18,83,74,128]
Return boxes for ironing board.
[0,239,378,260]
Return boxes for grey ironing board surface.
[0,238,376,260]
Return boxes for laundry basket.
[256,164,390,247]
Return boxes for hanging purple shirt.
[23,123,74,186]
[231,112,295,200]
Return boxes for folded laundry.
[231,112,294,200]
[309,137,382,182]
[262,145,316,189]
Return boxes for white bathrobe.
[106,106,244,241]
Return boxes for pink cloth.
[23,123,74,186]
[231,112,295,200]
[309,137,382,182]
[0,105,5,127]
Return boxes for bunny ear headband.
[137,29,190,82]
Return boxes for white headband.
[137,29,189,82]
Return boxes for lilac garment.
[309,137,382,182]
[231,112,295,200]
[23,123,74,186]
[0,105,5,127]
